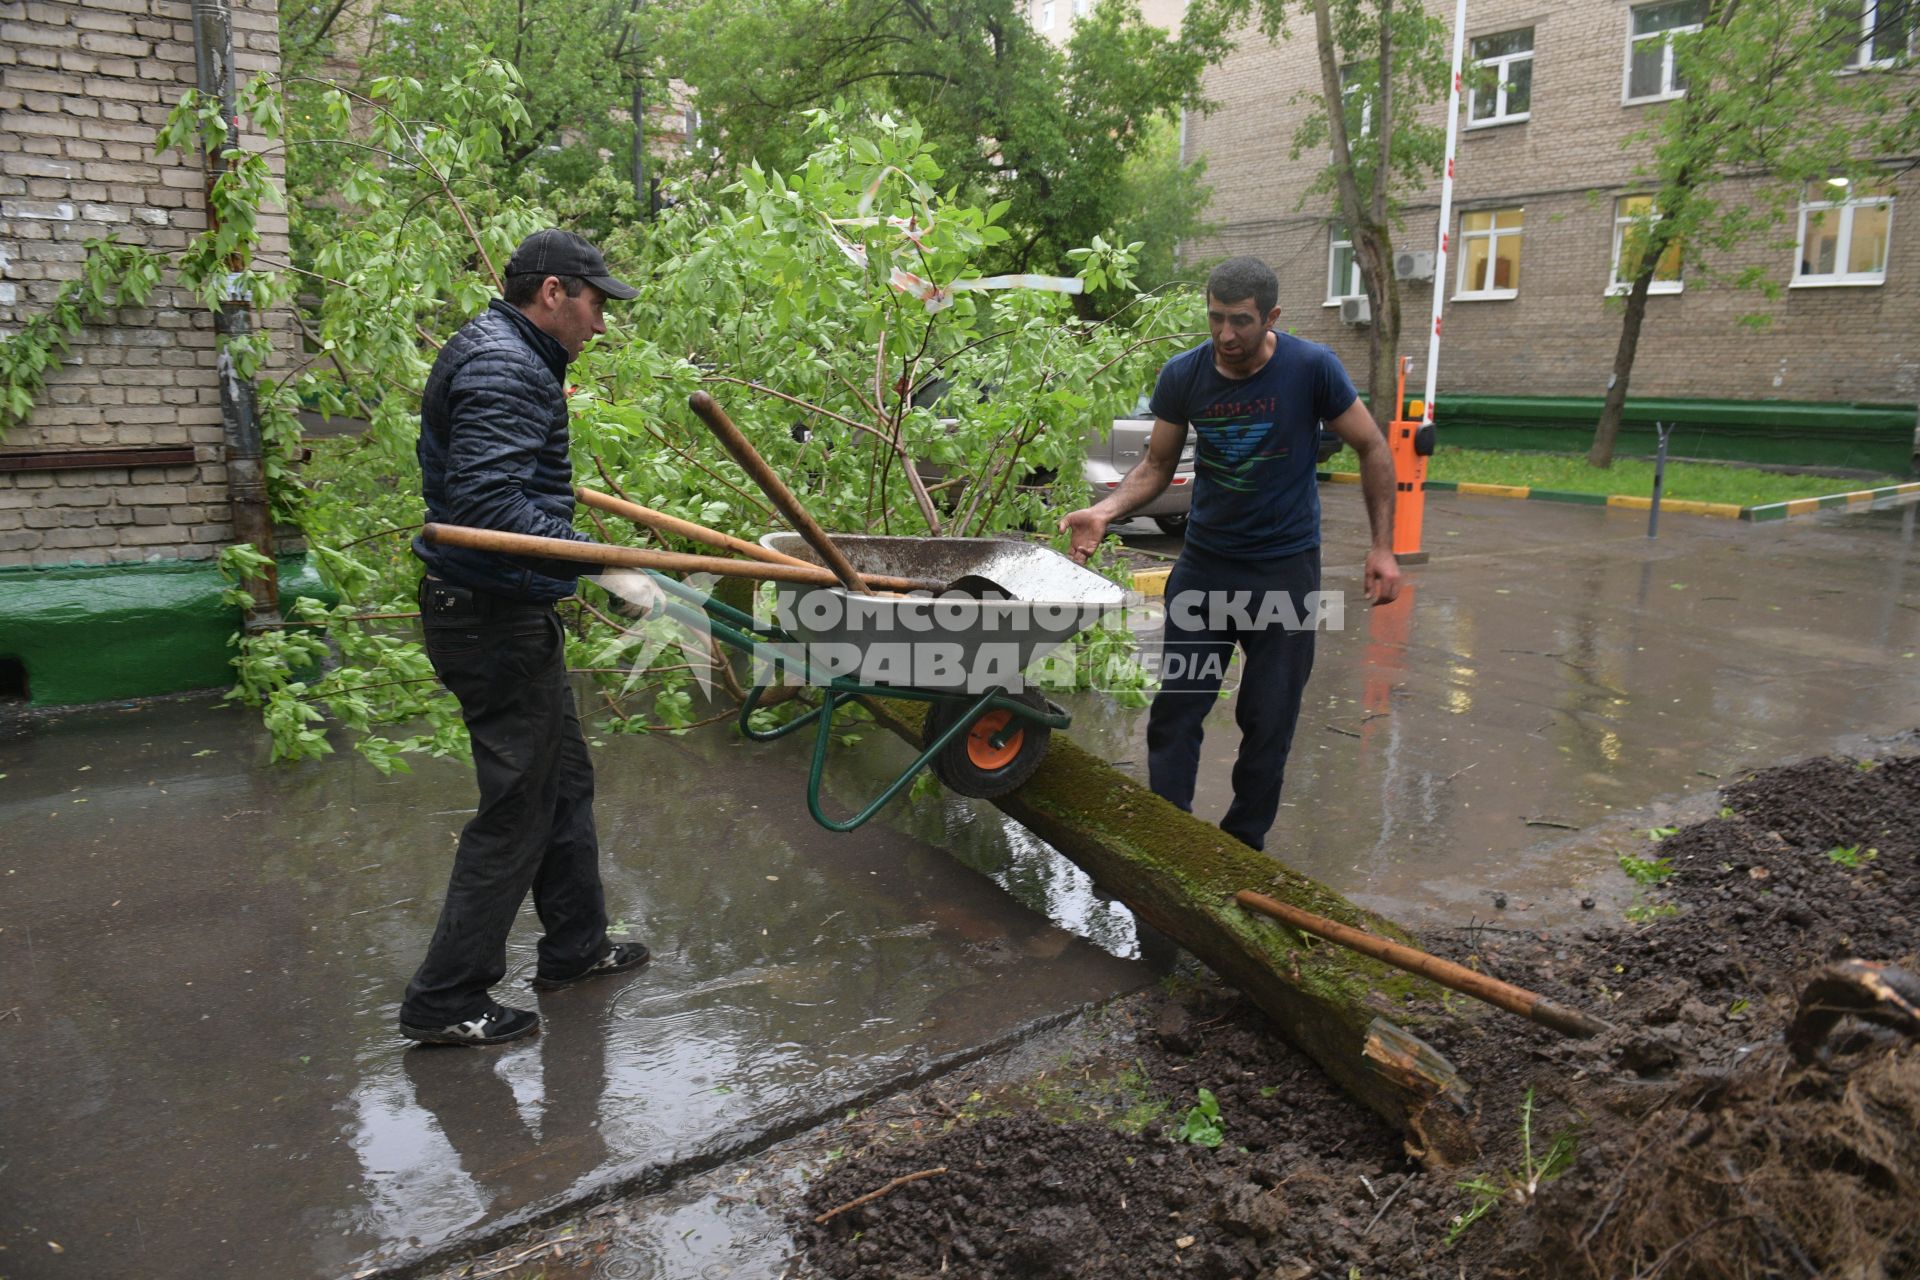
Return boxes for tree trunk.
[1366,0,1402,431]
[631,77,649,213]
[1311,0,1403,432]
[865,698,1480,1166]
[1361,235,1400,430]
[1590,204,1685,468]
[1589,269,1654,469]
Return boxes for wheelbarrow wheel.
[923,690,1052,799]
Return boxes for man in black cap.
[400,229,649,1047]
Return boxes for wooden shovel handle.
[576,487,814,569]
[688,390,872,595]
[421,524,940,593]
[1236,890,1614,1040]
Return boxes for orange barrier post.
[1386,355,1431,563]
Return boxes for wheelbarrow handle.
[688,391,873,596]
[576,486,814,570]
[420,523,941,593]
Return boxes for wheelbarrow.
[430,379,1127,832]
[639,533,1126,831]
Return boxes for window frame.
[1339,62,1374,140]
[1039,0,1055,29]
[1607,196,1685,296]
[1622,2,1705,105]
[1791,191,1895,287]
[1467,28,1534,129]
[1848,0,1916,68]
[1324,226,1366,306]
[1454,206,1525,301]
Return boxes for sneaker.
[532,942,652,990]
[400,1002,540,1047]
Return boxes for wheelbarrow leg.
[803,690,1004,832]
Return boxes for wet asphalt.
[1,491,1916,1279]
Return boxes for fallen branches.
[813,1166,948,1225]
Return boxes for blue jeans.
[1146,545,1320,852]
[401,580,608,1026]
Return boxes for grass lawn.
[1323,445,1911,507]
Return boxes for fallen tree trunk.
[866,697,1479,1166]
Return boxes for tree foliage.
[1590,0,1917,467]
[282,0,650,188]
[219,52,1191,770]
[644,0,1235,290]
[0,239,161,435]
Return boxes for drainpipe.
[191,0,280,625]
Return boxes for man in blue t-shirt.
[1059,256,1402,851]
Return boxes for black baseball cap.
[504,228,638,300]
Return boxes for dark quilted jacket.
[412,299,588,600]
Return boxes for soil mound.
[796,747,1920,1279]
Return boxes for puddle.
[1068,495,1920,930]
[0,702,1145,1279]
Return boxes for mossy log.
[867,697,1479,1166]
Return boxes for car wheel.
[1152,513,1189,535]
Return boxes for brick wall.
[1032,0,1187,44]
[1183,0,1920,407]
[0,0,287,569]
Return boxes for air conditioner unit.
[1338,296,1371,325]
[1394,250,1436,281]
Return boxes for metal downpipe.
[191,0,280,625]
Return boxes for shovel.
[1236,890,1615,1040]
[688,391,874,594]
[687,392,1014,600]
[576,486,815,569]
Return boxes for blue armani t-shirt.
[1148,332,1358,559]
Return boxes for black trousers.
[1145,544,1320,852]
[401,580,608,1026]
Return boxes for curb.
[1131,566,1171,597]
[1316,472,1920,523]
[1741,480,1920,522]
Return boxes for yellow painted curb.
[1458,482,1531,499]
[1607,494,1652,510]
[1132,567,1170,597]
[1785,497,1820,516]
[1325,470,1363,485]
[1658,499,1745,519]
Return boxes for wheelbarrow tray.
[759,533,1127,692]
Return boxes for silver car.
[1082,395,1196,534]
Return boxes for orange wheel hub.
[966,710,1023,770]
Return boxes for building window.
[1468,28,1533,127]
[1339,63,1374,139]
[1073,0,1090,15]
[1794,185,1894,285]
[1625,1,1706,102]
[1326,226,1364,303]
[1040,0,1055,28]
[1846,0,1916,66]
[1456,208,1523,299]
[1609,196,1684,294]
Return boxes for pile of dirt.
[794,747,1920,1279]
